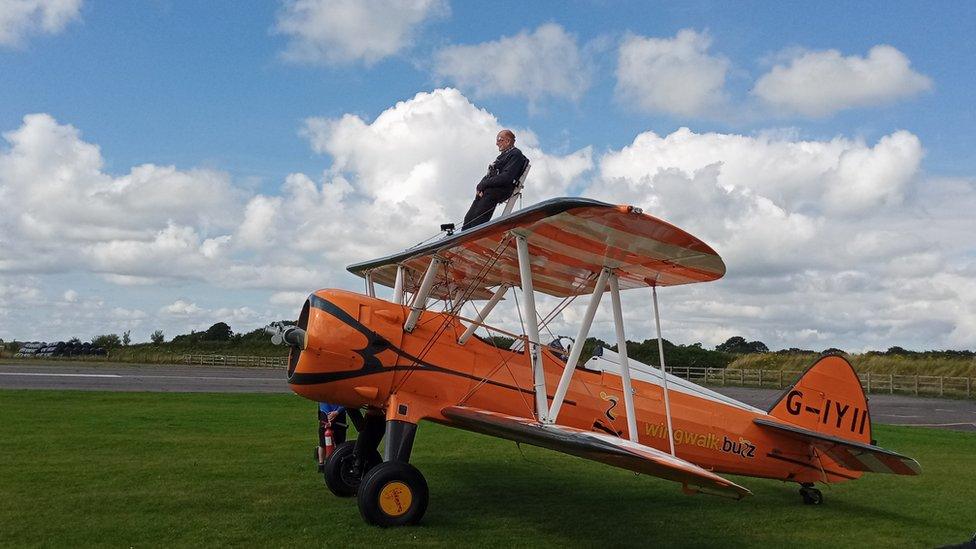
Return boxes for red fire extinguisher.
[323,421,335,459]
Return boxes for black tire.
[357,461,429,527]
[800,486,823,505]
[324,441,382,497]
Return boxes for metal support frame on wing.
[548,267,610,423]
[365,271,376,298]
[609,274,639,442]
[514,233,547,422]
[404,257,444,333]
[392,265,405,304]
[501,161,531,216]
[458,284,509,345]
[653,284,676,456]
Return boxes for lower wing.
[442,406,751,499]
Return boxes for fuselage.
[289,289,859,485]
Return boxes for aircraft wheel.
[799,485,823,505]
[324,441,382,497]
[357,461,429,527]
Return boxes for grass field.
[1,390,973,548]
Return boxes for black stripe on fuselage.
[293,295,575,405]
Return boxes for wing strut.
[549,267,610,422]
[364,271,376,297]
[609,273,639,442]
[392,264,405,304]
[404,256,444,333]
[457,284,509,345]
[514,233,548,422]
[652,284,676,456]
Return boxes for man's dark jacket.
[476,146,528,199]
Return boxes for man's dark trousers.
[462,188,508,230]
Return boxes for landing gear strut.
[323,410,384,497]
[357,420,429,527]
[799,482,823,505]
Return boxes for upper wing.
[442,405,751,499]
[347,197,725,299]
[754,417,921,475]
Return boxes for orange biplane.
[266,197,920,527]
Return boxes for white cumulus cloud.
[574,127,976,351]
[753,45,932,117]
[615,29,729,117]
[275,0,447,65]
[594,127,922,218]
[288,88,592,258]
[433,23,590,103]
[161,299,204,316]
[0,113,243,281]
[0,0,82,47]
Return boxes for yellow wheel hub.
[378,481,413,517]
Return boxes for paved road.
[0,361,287,393]
[2,361,974,432]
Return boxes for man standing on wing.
[462,129,528,231]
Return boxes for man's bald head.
[496,129,515,151]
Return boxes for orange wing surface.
[442,406,751,499]
[347,197,725,299]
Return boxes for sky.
[1,0,974,352]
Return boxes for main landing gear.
[799,482,823,505]
[324,411,384,497]
[323,412,429,527]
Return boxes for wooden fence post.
[890,374,894,394]
[758,369,763,387]
[939,376,943,397]
[967,377,971,398]
[722,369,725,386]
[866,372,871,394]
[779,370,783,388]
[914,375,919,396]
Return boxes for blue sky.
[1,1,974,351]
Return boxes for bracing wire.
[391,235,514,393]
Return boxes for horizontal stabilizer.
[754,417,921,476]
[442,406,751,499]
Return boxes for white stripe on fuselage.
[584,349,765,414]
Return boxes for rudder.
[767,354,871,444]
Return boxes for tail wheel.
[323,441,382,497]
[357,461,429,527]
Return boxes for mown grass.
[1,390,973,548]
[730,353,976,377]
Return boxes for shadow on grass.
[418,447,948,547]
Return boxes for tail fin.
[768,354,871,444]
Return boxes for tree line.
[5,323,973,363]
